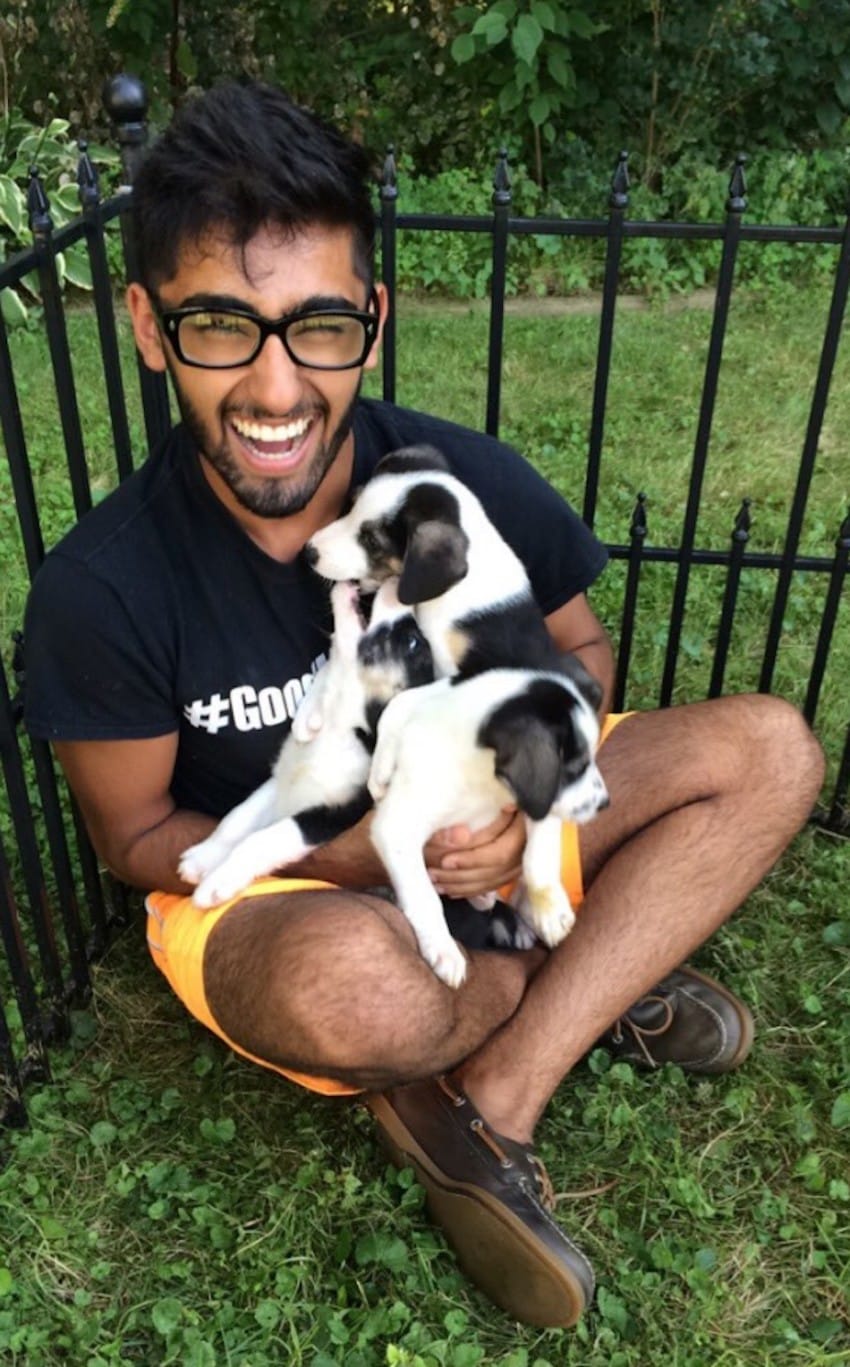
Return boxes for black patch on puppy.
[355,614,435,753]
[374,444,451,477]
[453,596,563,679]
[294,790,375,847]
[395,483,470,604]
[443,897,530,952]
[479,679,589,820]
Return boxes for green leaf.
[151,1297,183,1336]
[547,48,574,90]
[354,1231,409,1270]
[451,33,477,63]
[531,0,556,31]
[472,10,509,44]
[830,1091,850,1128]
[0,174,25,240]
[0,1268,14,1297]
[176,39,198,79]
[529,93,552,126]
[62,242,93,290]
[0,286,27,327]
[512,13,544,66]
[815,101,842,136]
[254,1299,281,1330]
[89,1121,117,1147]
[822,920,850,946]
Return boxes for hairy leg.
[454,694,825,1142]
[203,887,544,1091]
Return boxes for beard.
[169,366,360,518]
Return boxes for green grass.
[1,287,849,1363]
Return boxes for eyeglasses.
[154,293,380,371]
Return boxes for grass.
[1,285,849,1364]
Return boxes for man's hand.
[424,806,525,899]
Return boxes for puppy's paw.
[468,891,497,911]
[422,936,468,989]
[522,884,576,949]
[178,838,228,886]
[191,861,253,909]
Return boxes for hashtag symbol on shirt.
[184,693,231,734]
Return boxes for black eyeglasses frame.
[152,291,381,371]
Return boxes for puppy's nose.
[597,792,611,811]
[304,543,319,568]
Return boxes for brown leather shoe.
[367,1075,594,1327]
[595,965,755,1073]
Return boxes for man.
[23,82,824,1328]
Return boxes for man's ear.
[126,282,168,373]
[362,281,388,374]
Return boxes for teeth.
[231,416,311,442]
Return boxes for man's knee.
[734,694,825,809]
[201,889,450,1086]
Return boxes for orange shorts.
[146,712,632,1097]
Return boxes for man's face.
[128,224,384,521]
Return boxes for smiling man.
[23,82,824,1328]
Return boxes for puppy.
[178,578,433,907]
[305,444,575,683]
[368,662,609,987]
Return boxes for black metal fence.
[1,76,848,1128]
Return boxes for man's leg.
[454,694,824,1138]
[367,694,825,1325]
[200,887,544,1091]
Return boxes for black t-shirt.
[24,399,608,817]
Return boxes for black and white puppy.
[305,445,582,685]
[178,578,434,907]
[368,664,609,988]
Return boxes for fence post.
[77,140,134,482]
[102,73,172,454]
[485,149,511,438]
[584,150,629,530]
[659,154,747,706]
[380,145,398,405]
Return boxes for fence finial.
[381,144,398,202]
[733,497,752,540]
[493,148,511,207]
[630,491,647,537]
[610,150,630,210]
[76,139,100,210]
[27,167,52,244]
[727,154,748,213]
[101,72,149,188]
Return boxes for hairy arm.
[54,735,389,895]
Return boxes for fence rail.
[1,75,847,1129]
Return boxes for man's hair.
[131,81,376,291]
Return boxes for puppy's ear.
[396,483,469,604]
[559,652,604,714]
[484,713,562,821]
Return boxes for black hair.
[131,81,376,291]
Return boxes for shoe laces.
[609,993,675,1068]
[437,1075,556,1210]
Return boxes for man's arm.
[544,591,615,718]
[54,735,389,895]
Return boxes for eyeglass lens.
[176,310,370,367]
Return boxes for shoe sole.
[367,1093,592,1328]
[683,965,756,1071]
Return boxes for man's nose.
[249,334,304,407]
